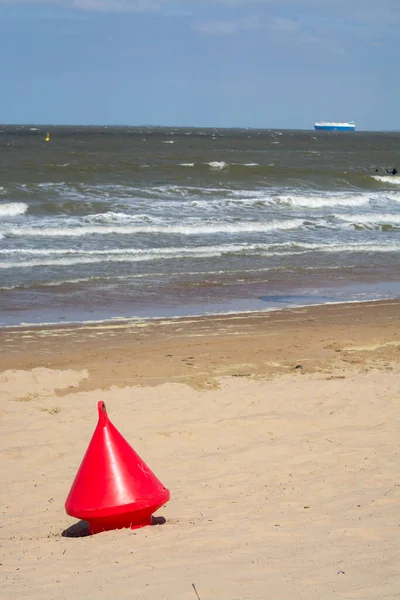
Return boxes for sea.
[0,125,399,328]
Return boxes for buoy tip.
[97,401,108,424]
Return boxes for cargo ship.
[314,120,356,131]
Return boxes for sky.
[0,0,399,130]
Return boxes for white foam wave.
[372,176,400,185]
[275,194,369,208]
[0,243,301,257]
[0,245,243,258]
[3,219,304,238]
[37,182,67,189]
[2,239,398,269]
[229,189,267,199]
[334,213,400,226]
[0,267,286,291]
[207,161,228,171]
[0,243,280,268]
[180,163,195,167]
[0,202,28,217]
[292,242,400,253]
[86,212,157,224]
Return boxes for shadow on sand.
[62,515,167,537]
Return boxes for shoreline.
[2,276,400,329]
[2,298,399,392]
[1,290,400,332]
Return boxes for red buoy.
[65,401,170,534]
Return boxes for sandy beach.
[1,300,399,599]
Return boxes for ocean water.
[0,125,399,327]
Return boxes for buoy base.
[87,510,155,535]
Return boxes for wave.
[17,181,235,203]
[30,199,116,217]
[1,240,399,269]
[86,211,159,224]
[0,202,28,217]
[372,176,400,185]
[37,182,67,189]
[290,241,400,253]
[0,263,356,292]
[0,243,282,268]
[0,243,307,257]
[14,179,400,209]
[275,194,369,208]
[1,219,304,238]
[0,241,400,268]
[207,161,228,171]
[334,212,400,228]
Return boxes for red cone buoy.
[65,401,170,534]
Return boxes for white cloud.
[0,0,162,11]
[76,0,159,11]
[0,0,398,24]
[194,14,261,35]
[212,0,400,24]
[194,15,305,37]
[191,10,351,57]
[270,16,300,34]
[194,20,237,35]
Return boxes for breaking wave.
[372,175,400,185]
[0,203,28,217]
[1,240,399,269]
[1,219,305,238]
[275,194,369,208]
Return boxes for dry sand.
[0,300,399,599]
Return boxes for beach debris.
[192,583,202,600]
[65,401,170,535]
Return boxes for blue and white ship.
[314,120,356,131]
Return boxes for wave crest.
[372,175,400,185]
[3,219,304,238]
[0,202,28,217]
[275,194,369,208]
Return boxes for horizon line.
[1,123,399,133]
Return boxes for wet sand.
[1,300,400,392]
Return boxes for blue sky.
[0,0,399,130]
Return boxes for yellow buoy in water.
[45,133,50,142]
